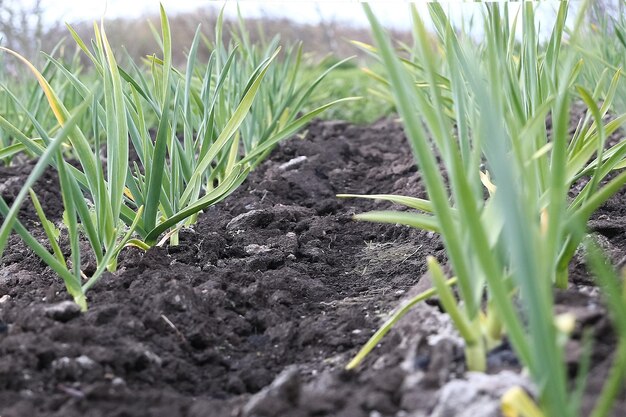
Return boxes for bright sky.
[34,1,566,39]
[39,1,415,29]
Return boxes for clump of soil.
[0,117,625,416]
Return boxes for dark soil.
[0,118,625,417]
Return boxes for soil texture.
[1,117,625,416]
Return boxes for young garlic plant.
[344,2,626,416]
[0,6,355,309]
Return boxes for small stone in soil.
[278,156,308,171]
[51,355,102,382]
[111,377,125,387]
[244,244,272,255]
[43,301,81,322]
[429,371,534,417]
[241,366,301,417]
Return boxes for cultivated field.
[2,2,626,416]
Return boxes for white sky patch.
[40,0,412,29]
[36,0,567,40]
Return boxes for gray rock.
[112,377,126,387]
[279,156,308,171]
[227,210,273,231]
[245,244,272,255]
[227,205,314,232]
[426,371,534,417]
[51,355,102,382]
[134,345,163,367]
[241,366,301,417]
[44,301,81,322]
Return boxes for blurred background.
[0,0,416,65]
[0,0,619,124]
[2,0,613,63]
[0,0,419,123]
[1,0,596,63]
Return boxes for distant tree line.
[0,0,43,60]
